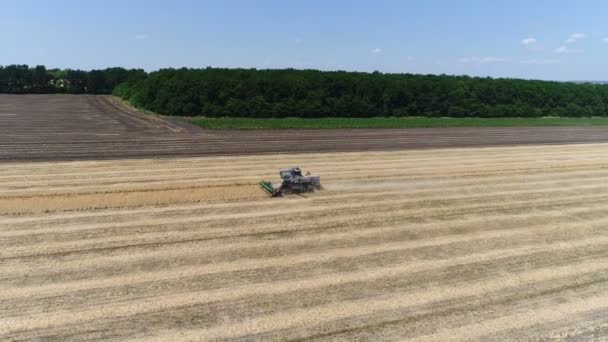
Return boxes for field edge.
[189,116,608,129]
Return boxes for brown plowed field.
[5,94,608,161]
[2,144,608,340]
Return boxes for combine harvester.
[260,167,321,197]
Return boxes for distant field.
[7,95,608,161]
[191,116,608,129]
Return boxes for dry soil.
[2,144,608,340]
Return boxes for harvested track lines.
[3,144,608,340]
[2,144,607,175]
[414,293,608,342]
[4,177,608,229]
[4,194,607,252]
[3,242,608,335]
[3,223,608,303]
[4,186,608,257]
[3,213,605,280]
[3,158,608,194]
[133,261,608,342]
[4,202,608,289]
[7,154,608,214]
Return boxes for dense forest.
[114,68,608,118]
[3,64,608,118]
[0,65,145,94]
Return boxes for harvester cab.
[260,167,321,197]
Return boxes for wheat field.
[2,144,608,340]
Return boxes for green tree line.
[0,65,145,94]
[114,68,608,118]
[3,65,608,118]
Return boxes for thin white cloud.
[371,48,382,54]
[521,37,537,46]
[602,37,608,44]
[555,46,568,54]
[135,34,149,40]
[565,33,587,44]
[521,59,560,65]
[554,45,583,54]
[459,57,506,64]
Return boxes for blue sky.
[2,0,608,80]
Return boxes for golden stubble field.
[2,144,608,341]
